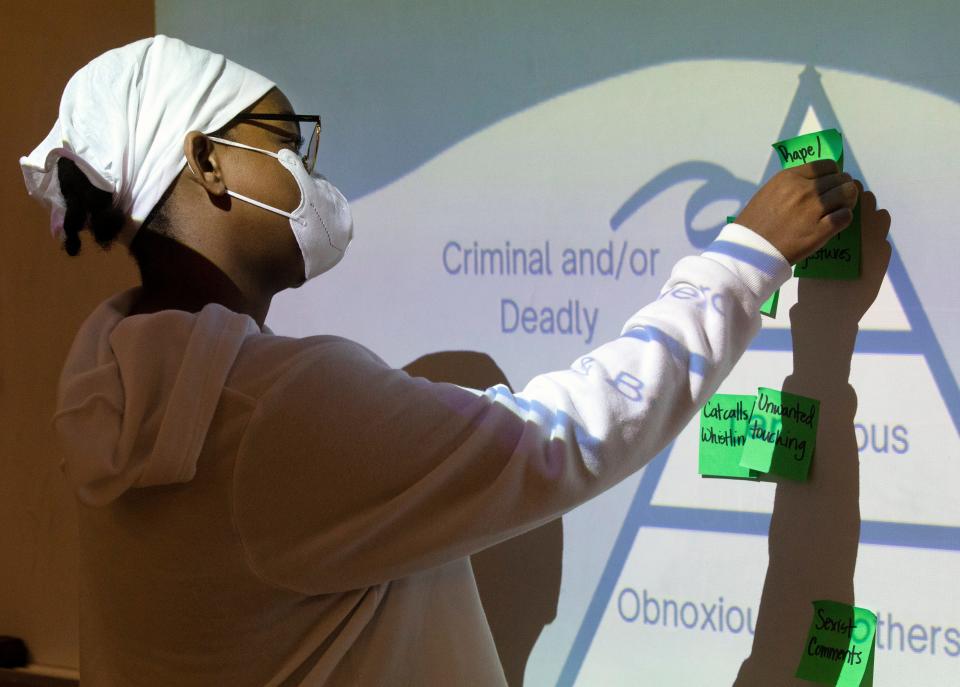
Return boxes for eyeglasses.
[233,113,322,174]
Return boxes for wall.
[0,1,154,671]
[156,3,960,685]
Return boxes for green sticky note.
[795,600,877,686]
[772,129,861,280]
[727,215,780,318]
[773,129,844,170]
[738,387,820,481]
[794,200,862,279]
[759,289,779,318]
[699,394,758,479]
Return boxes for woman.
[20,35,861,686]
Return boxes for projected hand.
[787,182,892,382]
[796,182,892,322]
[736,159,859,264]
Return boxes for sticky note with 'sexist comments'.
[772,129,861,280]
[698,393,759,479]
[795,600,876,686]
[738,387,820,481]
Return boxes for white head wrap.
[19,34,275,247]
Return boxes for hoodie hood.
[52,286,270,506]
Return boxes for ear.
[183,131,227,196]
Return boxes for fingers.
[850,180,892,240]
[873,207,892,240]
[860,191,892,242]
[813,171,853,195]
[853,179,867,205]
[795,159,841,178]
[820,206,854,235]
[818,178,859,217]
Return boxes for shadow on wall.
[402,352,563,687]
[734,198,891,686]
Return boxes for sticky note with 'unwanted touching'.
[772,129,861,280]
[698,393,758,480]
[795,600,876,686]
[738,387,820,481]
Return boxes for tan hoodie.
[51,224,789,686]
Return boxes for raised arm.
[232,161,857,594]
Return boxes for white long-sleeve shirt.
[52,223,790,686]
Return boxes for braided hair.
[55,156,181,263]
[54,123,238,259]
[56,158,126,256]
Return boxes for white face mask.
[202,135,353,282]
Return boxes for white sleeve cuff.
[700,223,792,303]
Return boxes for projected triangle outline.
[557,65,960,687]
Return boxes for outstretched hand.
[737,160,860,264]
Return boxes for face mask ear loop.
[206,135,281,158]
[187,135,296,220]
[224,189,296,219]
